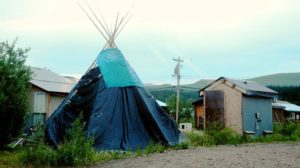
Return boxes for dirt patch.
[92,143,300,168]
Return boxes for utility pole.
[173,57,183,124]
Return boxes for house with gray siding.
[199,77,277,136]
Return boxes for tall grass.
[187,121,300,147]
[20,116,96,166]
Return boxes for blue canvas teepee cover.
[45,48,179,150]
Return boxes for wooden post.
[173,57,183,124]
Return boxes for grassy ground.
[1,121,300,167]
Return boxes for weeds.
[3,121,300,167]
[20,115,96,167]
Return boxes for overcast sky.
[1,0,300,84]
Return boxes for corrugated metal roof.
[201,77,277,97]
[156,100,167,107]
[225,78,277,94]
[30,67,77,93]
[272,100,300,113]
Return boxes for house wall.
[49,95,65,117]
[207,83,243,134]
[194,104,204,129]
[242,96,273,136]
[272,108,285,123]
[29,85,66,118]
[30,86,49,114]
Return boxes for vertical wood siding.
[242,96,273,136]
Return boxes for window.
[33,92,46,113]
[32,92,46,125]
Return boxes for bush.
[20,144,57,166]
[0,40,31,149]
[20,116,96,166]
[172,142,189,150]
[143,142,167,155]
[186,132,215,147]
[55,118,95,166]
[207,128,241,145]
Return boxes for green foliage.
[20,116,96,166]
[0,150,22,166]
[207,128,241,145]
[276,121,299,136]
[149,90,199,104]
[181,98,195,120]
[143,142,167,155]
[20,143,57,166]
[269,86,300,105]
[171,142,189,150]
[187,132,215,147]
[55,118,95,166]
[0,40,31,149]
[166,95,195,122]
[166,95,183,117]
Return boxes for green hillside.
[145,72,300,103]
[249,73,300,86]
[184,79,214,90]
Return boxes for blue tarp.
[45,49,179,150]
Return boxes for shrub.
[0,40,31,149]
[172,142,189,150]
[20,115,96,166]
[143,142,167,155]
[20,144,57,166]
[207,128,241,145]
[186,132,215,147]
[55,118,95,166]
[279,121,299,136]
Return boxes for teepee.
[45,2,179,151]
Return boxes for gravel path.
[92,143,300,168]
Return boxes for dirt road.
[93,143,300,168]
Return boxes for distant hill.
[145,79,214,91]
[145,72,300,102]
[183,79,214,90]
[249,73,300,86]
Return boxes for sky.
[1,0,299,84]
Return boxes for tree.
[0,40,31,149]
[166,95,195,122]
[166,95,183,119]
[181,98,195,120]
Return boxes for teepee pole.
[77,2,109,42]
[110,13,119,48]
[108,12,129,48]
[114,14,133,40]
[83,0,111,38]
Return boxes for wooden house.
[198,77,277,136]
[28,67,77,125]
[272,100,300,123]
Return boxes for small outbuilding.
[198,77,277,136]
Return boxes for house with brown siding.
[195,77,277,136]
[272,100,300,123]
[28,67,77,125]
